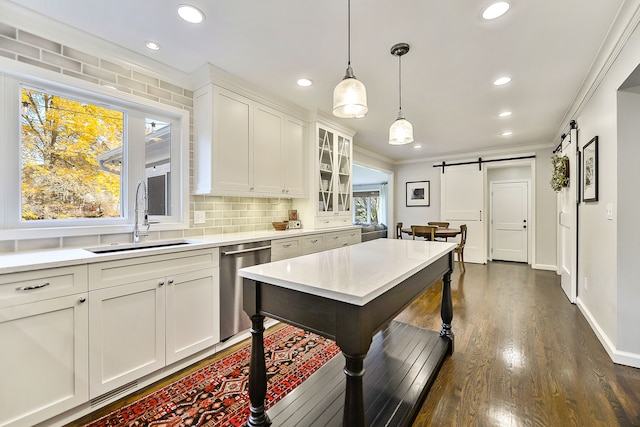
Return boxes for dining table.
[401,226,461,241]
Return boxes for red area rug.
[83,325,340,427]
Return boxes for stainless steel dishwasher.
[219,240,271,340]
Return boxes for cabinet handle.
[78,296,86,303]
[168,279,175,285]
[310,239,318,243]
[250,187,254,191]
[158,280,165,286]
[15,282,50,291]
[283,243,292,248]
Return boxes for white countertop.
[238,239,457,306]
[0,226,361,274]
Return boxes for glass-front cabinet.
[317,124,352,223]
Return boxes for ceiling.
[10,0,626,162]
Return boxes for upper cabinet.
[293,120,354,229]
[193,84,307,198]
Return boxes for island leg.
[343,353,366,427]
[246,314,271,427]
[439,270,455,353]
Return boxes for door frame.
[489,179,531,263]
[483,157,537,267]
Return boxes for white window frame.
[0,65,189,241]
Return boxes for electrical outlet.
[194,210,206,224]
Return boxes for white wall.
[571,8,640,366]
[395,147,557,268]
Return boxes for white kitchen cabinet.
[292,120,354,229]
[270,228,360,261]
[194,83,307,197]
[165,268,219,365]
[88,249,219,398]
[88,277,166,398]
[0,267,88,427]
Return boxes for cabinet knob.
[250,187,254,191]
[78,296,87,303]
[159,280,165,286]
[168,279,175,285]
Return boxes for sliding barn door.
[558,129,578,303]
[441,164,486,264]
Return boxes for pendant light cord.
[347,0,351,67]
[398,53,403,113]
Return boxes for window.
[353,190,379,224]
[0,72,189,239]
[21,87,124,220]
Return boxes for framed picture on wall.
[406,181,430,207]
[582,136,598,202]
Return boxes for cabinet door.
[89,279,166,398]
[253,104,284,194]
[0,294,88,427]
[283,116,307,197]
[165,268,220,365]
[335,134,352,215]
[213,86,253,192]
[317,126,335,215]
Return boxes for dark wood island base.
[240,240,456,427]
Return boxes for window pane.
[145,119,171,216]
[20,87,123,220]
[354,196,367,223]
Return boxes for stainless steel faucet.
[133,180,150,243]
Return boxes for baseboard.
[532,263,557,271]
[576,297,640,369]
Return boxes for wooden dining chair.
[427,221,450,228]
[454,224,467,273]
[396,222,403,239]
[411,225,438,241]
[428,222,450,241]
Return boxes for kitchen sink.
[85,239,199,254]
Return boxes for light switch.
[606,204,613,220]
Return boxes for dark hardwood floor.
[395,261,640,427]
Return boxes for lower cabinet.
[271,228,361,261]
[88,278,166,398]
[88,249,219,399]
[0,293,89,427]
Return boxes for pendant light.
[332,0,368,118]
[388,42,414,145]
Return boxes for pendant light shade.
[389,116,414,145]
[389,42,414,145]
[333,0,368,118]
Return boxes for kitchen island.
[239,238,457,426]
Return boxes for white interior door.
[558,129,578,302]
[441,164,485,264]
[491,181,528,262]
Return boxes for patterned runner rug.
[82,325,340,427]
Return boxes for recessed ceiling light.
[482,2,510,20]
[499,111,512,117]
[145,41,161,51]
[502,131,513,136]
[297,78,313,87]
[493,76,511,86]
[178,5,205,23]
[413,144,422,149]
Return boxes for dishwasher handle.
[221,245,272,256]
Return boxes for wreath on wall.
[550,154,569,192]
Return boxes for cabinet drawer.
[89,248,218,291]
[324,230,361,250]
[300,235,324,255]
[271,238,300,261]
[0,265,87,308]
[315,216,352,229]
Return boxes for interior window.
[20,86,124,221]
[353,190,380,223]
